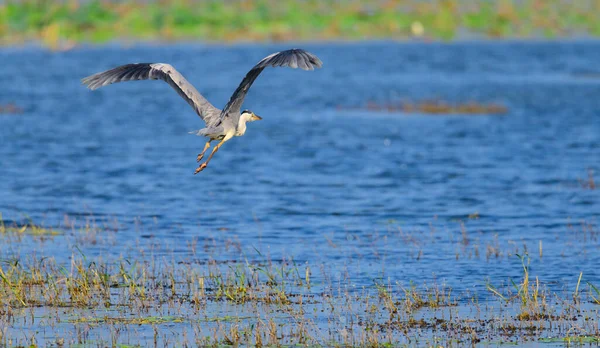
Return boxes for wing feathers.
[81,49,322,128]
[220,48,322,121]
[82,63,219,125]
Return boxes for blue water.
[1,41,599,297]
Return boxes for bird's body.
[82,49,322,174]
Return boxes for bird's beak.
[251,114,262,121]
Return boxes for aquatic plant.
[1,213,599,346]
[486,254,551,320]
[0,213,62,236]
[579,169,596,190]
[0,103,23,114]
[346,99,509,115]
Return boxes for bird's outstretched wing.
[82,63,220,125]
[220,49,322,122]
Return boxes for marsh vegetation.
[2,0,600,48]
[345,100,509,115]
[1,213,599,346]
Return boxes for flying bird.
[82,49,322,174]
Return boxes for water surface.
[0,41,599,345]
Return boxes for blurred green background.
[1,0,600,49]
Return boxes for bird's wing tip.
[314,58,323,68]
[308,61,322,70]
[80,78,95,90]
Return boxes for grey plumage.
[82,48,322,174]
[219,49,322,125]
[81,63,221,126]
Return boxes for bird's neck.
[236,116,248,136]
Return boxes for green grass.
[1,0,600,48]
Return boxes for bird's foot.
[194,163,208,174]
[196,153,205,162]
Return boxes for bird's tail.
[189,129,206,136]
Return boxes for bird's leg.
[196,141,211,162]
[195,139,225,174]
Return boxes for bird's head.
[241,109,262,122]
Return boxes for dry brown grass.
[357,99,508,115]
[579,169,596,190]
[0,103,23,114]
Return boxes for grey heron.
[82,48,322,174]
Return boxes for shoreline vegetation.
[1,0,600,50]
